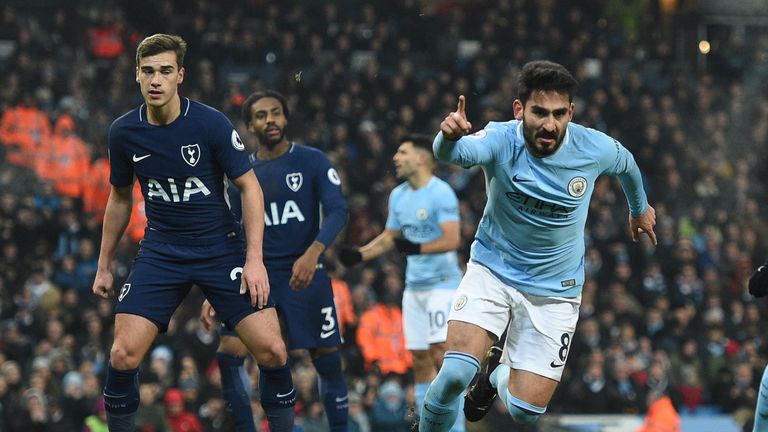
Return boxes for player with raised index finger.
[417,60,657,431]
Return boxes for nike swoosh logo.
[320,329,337,339]
[335,395,348,403]
[512,174,531,182]
[550,361,564,368]
[132,154,151,162]
[276,389,295,398]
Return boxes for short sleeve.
[208,112,251,180]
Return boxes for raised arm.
[434,95,473,162]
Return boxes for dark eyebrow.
[139,65,175,71]
[531,106,569,116]
[256,107,282,114]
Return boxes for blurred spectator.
[636,391,681,432]
[348,391,372,432]
[87,8,126,61]
[722,362,757,416]
[355,287,411,376]
[83,396,108,432]
[14,388,50,430]
[61,371,93,430]
[198,397,230,432]
[606,361,644,414]
[302,400,330,432]
[81,151,111,224]
[369,378,410,432]
[136,372,170,432]
[163,388,203,432]
[673,367,705,415]
[37,114,90,199]
[0,92,51,168]
[566,361,612,413]
[329,262,357,337]
[150,345,175,392]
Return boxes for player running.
[417,60,657,430]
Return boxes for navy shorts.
[222,262,341,349]
[116,239,274,332]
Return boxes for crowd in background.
[1,0,768,431]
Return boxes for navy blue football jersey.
[231,143,347,263]
[108,98,251,245]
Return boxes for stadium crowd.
[1,0,768,431]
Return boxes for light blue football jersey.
[434,120,648,298]
[385,176,463,291]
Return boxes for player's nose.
[542,116,556,131]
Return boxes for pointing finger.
[457,95,466,118]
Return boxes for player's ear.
[177,67,185,85]
[135,67,139,83]
[513,99,524,120]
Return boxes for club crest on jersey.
[453,294,468,311]
[567,176,587,198]
[417,208,428,220]
[118,283,131,302]
[286,173,303,192]
[181,144,201,167]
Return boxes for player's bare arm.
[629,204,657,246]
[339,229,398,266]
[290,240,325,291]
[232,170,270,308]
[416,221,460,254]
[92,185,133,298]
[359,229,399,261]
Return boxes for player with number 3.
[200,90,350,432]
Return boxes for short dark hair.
[241,89,290,126]
[136,34,187,68]
[517,60,578,105]
[401,134,433,156]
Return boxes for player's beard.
[259,125,287,150]
[522,118,565,158]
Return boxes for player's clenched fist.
[92,268,114,298]
[441,95,473,140]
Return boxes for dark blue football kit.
[224,143,348,349]
[108,97,265,331]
